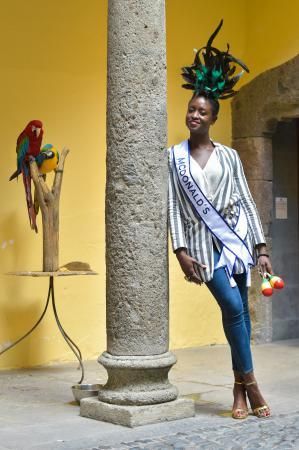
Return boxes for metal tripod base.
[0,276,84,383]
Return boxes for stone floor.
[90,411,299,450]
[0,340,298,450]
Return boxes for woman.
[168,21,272,419]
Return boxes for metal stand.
[1,272,96,383]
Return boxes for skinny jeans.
[206,247,253,374]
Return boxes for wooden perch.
[30,148,70,272]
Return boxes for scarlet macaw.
[9,120,43,232]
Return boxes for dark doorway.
[272,119,299,340]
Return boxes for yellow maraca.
[261,277,273,297]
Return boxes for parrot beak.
[35,128,41,138]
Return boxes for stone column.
[80,0,194,427]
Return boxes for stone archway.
[232,54,299,343]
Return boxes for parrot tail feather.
[33,174,45,216]
[9,169,20,181]
[28,204,38,233]
[34,188,40,216]
[22,171,38,233]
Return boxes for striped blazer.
[168,140,266,283]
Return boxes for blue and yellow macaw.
[33,145,60,216]
[36,144,59,174]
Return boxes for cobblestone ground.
[87,411,299,450]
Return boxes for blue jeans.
[206,247,253,374]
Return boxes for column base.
[97,351,178,406]
[80,397,195,427]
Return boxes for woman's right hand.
[175,248,207,285]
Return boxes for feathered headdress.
[181,20,249,100]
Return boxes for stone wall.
[232,54,299,343]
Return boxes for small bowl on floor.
[71,383,101,403]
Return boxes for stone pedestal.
[80,0,195,425]
[81,397,195,428]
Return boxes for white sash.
[172,140,253,286]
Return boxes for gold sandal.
[253,405,271,418]
[232,381,249,419]
[245,381,271,418]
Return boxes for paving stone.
[87,411,299,450]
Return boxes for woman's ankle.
[242,371,256,385]
[233,370,244,383]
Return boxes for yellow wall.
[245,0,299,80]
[0,0,107,369]
[0,0,298,369]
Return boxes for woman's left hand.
[258,255,273,276]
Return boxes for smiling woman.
[168,21,272,420]
[185,96,218,169]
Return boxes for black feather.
[182,83,195,90]
[206,20,223,55]
[181,19,249,100]
[225,54,249,72]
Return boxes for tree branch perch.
[30,148,70,271]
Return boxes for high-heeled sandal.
[232,381,249,419]
[244,381,271,418]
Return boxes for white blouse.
[190,149,223,201]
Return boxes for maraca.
[268,274,284,290]
[260,272,285,296]
[261,277,273,297]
